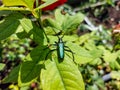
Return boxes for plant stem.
[35,0,50,43]
[37,19,50,43]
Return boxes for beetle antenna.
[61,33,65,39]
[61,30,68,39]
[52,28,60,39]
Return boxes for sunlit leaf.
[0,6,29,11]
[84,40,96,50]
[3,0,34,9]
[43,18,62,30]
[95,78,105,89]
[111,71,120,80]
[87,84,99,90]
[1,0,38,17]
[103,50,118,62]
[41,55,85,90]
[89,58,102,65]
[55,9,65,26]
[35,0,57,11]
[89,49,103,60]
[0,63,5,71]
[106,0,114,6]
[43,9,84,34]
[109,61,120,70]
[66,42,93,64]
[61,13,85,32]
[20,18,33,33]
[78,33,90,45]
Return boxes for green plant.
[0,0,85,90]
[1,0,120,89]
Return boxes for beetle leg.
[45,49,56,60]
[64,46,71,50]
[64,46,75,54]
[64,48,75,62]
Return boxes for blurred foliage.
[2,38,32,61]
[0,0,120,90]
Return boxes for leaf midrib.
[53,59,66,90]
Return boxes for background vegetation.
[0,0,120,90]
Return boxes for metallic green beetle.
[46,36,74,62]
[56,38,65,60]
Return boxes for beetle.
[45,35,74,62]
[56,38,65,60]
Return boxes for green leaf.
[16,24,31,39]
[3,65,20,83]
[0,6,29,11]
[0,10,12,16]
[0,13,23,40]
[78,33,90,45]
[20,18,33,33]
[22,0,35,9]
[32,25,44,45]
[43,9,84,34]
[18,45,49,86]
[3,0,26,6]
[106,0,114,6]
[16,30,30,39]
[46,35,77,44]
[61,13,85,32]
[3,0,34,9]
[103,50,118,62]
[35,0,57,11]
[111,71,120,80]
[43,18,62,30]
[19,18,44,43]
[0,63,5,71]
[30,45,49,61]
[109,60,120,70]
[55,9,65,26]
[87,84,99,90]
[89,49,103,60]
[95,78,105,89]
[44,27,56,35]
[65,41,102,65]
[84,40,96,50]
[41,55,85,90]
[66,42,93,64]
[18,61,44,86]
[1,0,38,17]
[89,58,102,65]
